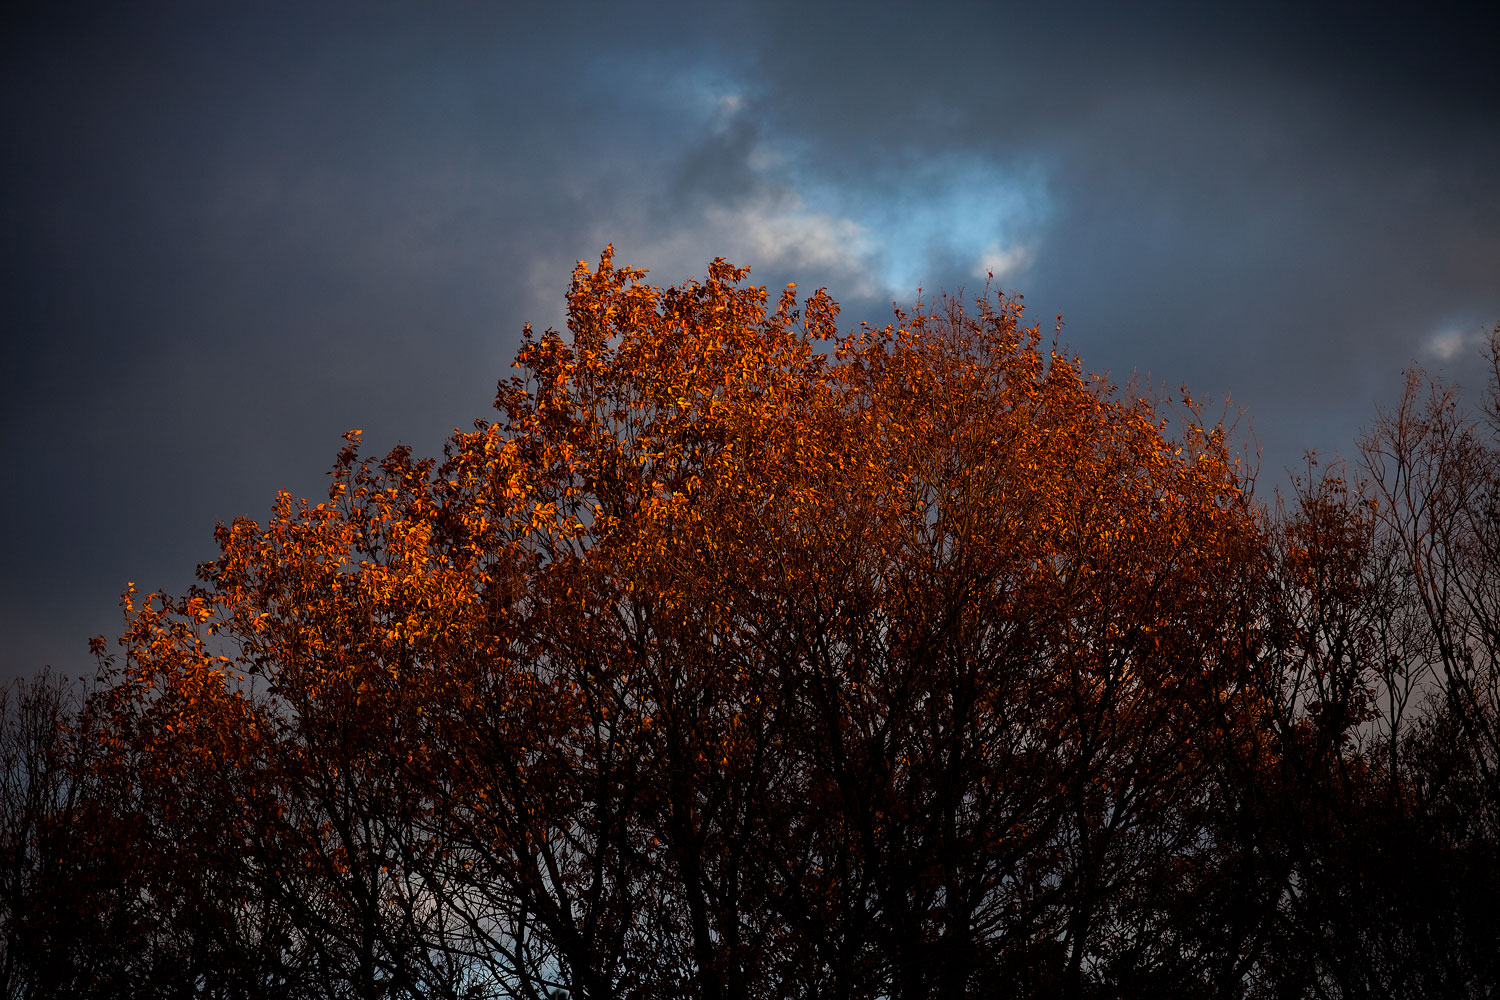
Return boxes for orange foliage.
[79,248,1280,998]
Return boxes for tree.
[68,250,1272,998]
[16,252,1496,998]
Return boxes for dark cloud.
[4,0,1498,679]
[673,112,773,208]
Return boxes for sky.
[4,0,1498,681]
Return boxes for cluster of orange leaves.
[86,247,1276,994]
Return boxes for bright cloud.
[1424,327,1478,362]
[976,242,1034,281]
[715,198,872,282]
[607,190,878,299]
